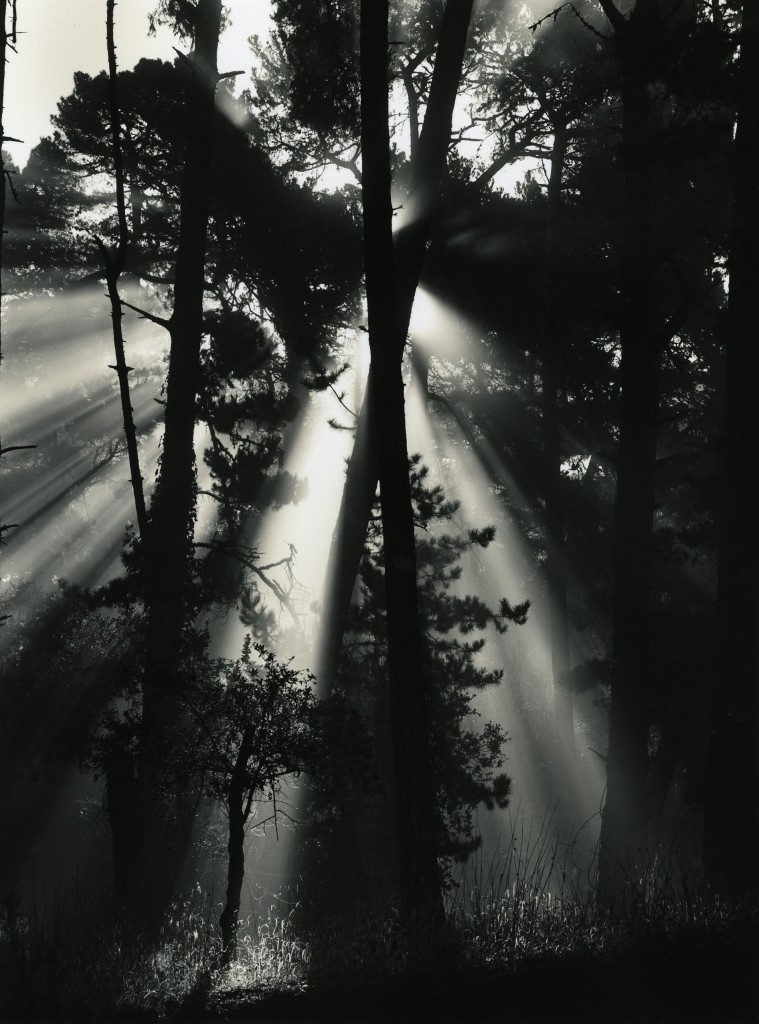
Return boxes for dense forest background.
[0,1,757,1021]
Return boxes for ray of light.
[2,292,168,431]
[407,286,478,362]
[3,427,162,588]
[406,365,606,872]
[213,335,370,665]
[4,410,161,533]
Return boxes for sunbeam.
[406,361,605,868]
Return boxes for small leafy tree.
[179,641,369,965]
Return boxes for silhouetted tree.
[329,460,525,903]
[175,641,368,964]
[595,0,695,906]
[1,0,36,613]
[320,0,476,701]
[704,0,759,903]
[95,0,148,540]
[360,0,440,921]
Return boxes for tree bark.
[360,0,443,922]
[219,727,255,966]
[703,2,759,903]
[0,3,33,572]
[0,2,10,333]
[318,0,474,694]
[101,0,148,540]
[316,379,377,693]
[539,121,572,743]
[598,0,662,908]
[128,0,222,927]
[144,0,221,685]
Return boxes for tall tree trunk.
[360,0,443,922]
[0,2,11,331]
[0,1,16,290]
[317,380,377,693]
[144,0,221,683]
[539,121,572,743]
[704,2,759,903]
[318,0,474,693]
[0,2,35,578]
[130,0,222,927]
[100,0,148,539]
[597,0,661,908]
[106,746,141,917]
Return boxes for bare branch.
[120,298,172,330]
[1,444,36,456]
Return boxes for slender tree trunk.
[704,2,759,903]
[106,746,141,916]
[598,1,661,907]
[144,0,221,686]
[220,727,255,964]
[129,0,222,927]
[394,0,475,333]
[220,805,245,964]
[220,795,246,963]
[318,0,474,694]
[317,380,377,693]
[100,0,148,539]
[360,0,442,922]
[539,122,572,742]
[0,2,10,330]
[646,686,687,831]
[0,3,34,575]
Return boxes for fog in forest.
[1,1,757,1022]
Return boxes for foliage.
[1,853,754,1023]
[176,639,372,825]
[339,457,529,865]
[0,582,141,777]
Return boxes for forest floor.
[200,918,758,1024]
[2,912,756,1024]
[2,885,758,1024]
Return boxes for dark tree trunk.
[0,2,10,321]
[318,0,474,695]
[360,0,443,922]
[598,0,662,907]
[100,0,148,540]
[704,3,759,903]
[0,3,34,571]
[144,0,221,685]
[219,805,245,965]
[106,747,141,917]
[128,0,223,927]
[394,0,475,333]
[646,686,687,831]
[317,380,377,692]
[539,122,572,743]
[220,728,255,965]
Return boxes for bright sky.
[4,0,273,169]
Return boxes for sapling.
[182,640,369,965]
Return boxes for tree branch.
[120,298,172,330]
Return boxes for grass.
[1,852,757,1023]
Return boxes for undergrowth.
[0,855,754,1022]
